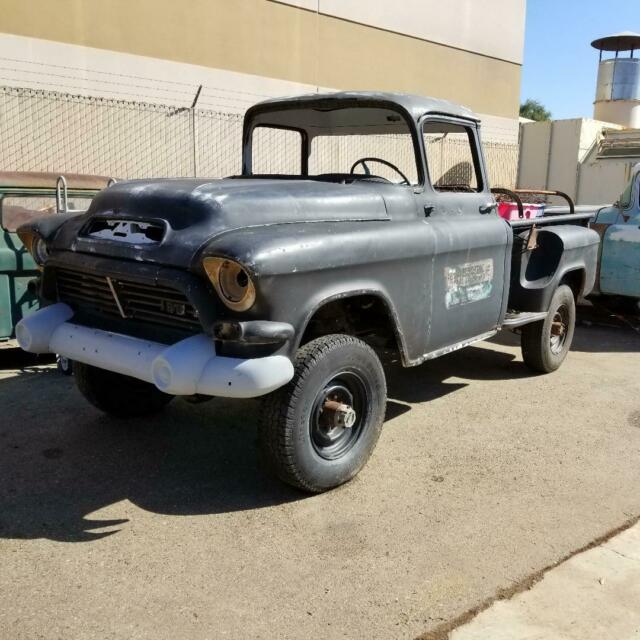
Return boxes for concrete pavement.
[449,521,640,639]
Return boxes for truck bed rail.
[492,187,592,227]
[509,212,593,228]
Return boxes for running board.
[407,330,497,367]
[502,311,548,328]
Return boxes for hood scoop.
[84,218,166,245]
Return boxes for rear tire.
[259,334,387,493]
[521,284,576,373]
[74,362,173,418]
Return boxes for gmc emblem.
[162,300,186,317]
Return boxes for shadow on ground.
[0,348,55,369]
[0,312,636,544]
[572,303,640,353]
[488,303,640,354]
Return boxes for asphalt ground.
[1,303,639,639]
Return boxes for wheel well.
[301,295,401,355]
[560,269,585,300]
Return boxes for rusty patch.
[0,171,111,190]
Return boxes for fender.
[18,212,79,243]
[197,220,434,363]
[508,225,599,312]
[295,287,410,364]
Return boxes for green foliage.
[520,99,552,122]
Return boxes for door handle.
[479,202,498,214]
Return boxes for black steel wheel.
[259,334,387,493]
[310,372,368,460]
[521,284,576,373]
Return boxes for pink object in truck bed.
[498,202,545,221]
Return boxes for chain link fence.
[0,86,243,179]
[483,141,520,190]
[0,85,518,186]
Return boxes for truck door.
[418,117,510,353]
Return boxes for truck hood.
[51,177,390,268]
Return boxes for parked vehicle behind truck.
[16,92,600,492]
[590,162,640,305]
[0,172,111,354]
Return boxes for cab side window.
[423,121,482,193]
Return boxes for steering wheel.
[349,157,410,185]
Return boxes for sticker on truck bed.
[445,259,494,308]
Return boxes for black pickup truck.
[17,92,599,492]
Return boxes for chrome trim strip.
[106,276,127,319]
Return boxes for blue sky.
[521,0,639,119]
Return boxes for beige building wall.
[578,159,636,207]
[517,118,631,205]
[0,0,524,142]
[279,0,526,64]
[518,121,553,190]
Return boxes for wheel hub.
[549,306,568,354]
[323,399,357,429]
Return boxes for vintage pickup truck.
[16,92,600,492]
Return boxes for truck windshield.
[248,106,419,185]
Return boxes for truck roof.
[248,91,479,125]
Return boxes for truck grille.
[55,267,201,331]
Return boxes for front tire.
[259,334,387,493]
[74,362,173,418]
[521,284,576,373]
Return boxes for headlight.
[17,229,49,267]
[203,257,256,312]
[32,237,49,265]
